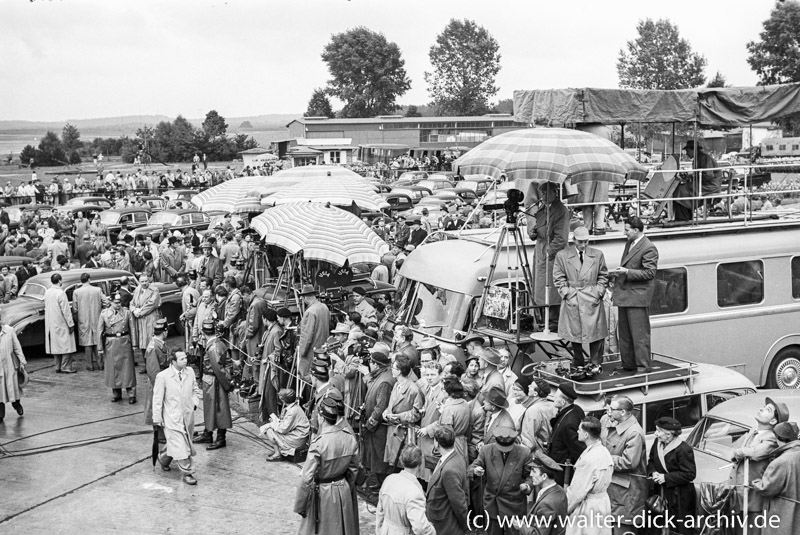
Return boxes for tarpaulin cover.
[513,83,800,126]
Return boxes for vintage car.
[98,207,153,244]
[396,171,428,183]
[416,179,454,192]
[129,209,210,241]
[138,196,167,212]
[380,192,414,217]
[64,196,114,209]
[6,204,54,230]
[391,186,431,205]
[54,204,107,221]
[0,268,183,349]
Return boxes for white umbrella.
[192,176,300,211]
[270,165,367,181]
[262,178,389,211]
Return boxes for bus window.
[706,389,755,411]
[792,257,800,299]
[650,268,688,316]
[644,395,701,433]
[717,260,764,307]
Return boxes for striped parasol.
[270,165,367,181]
[262,177,389,211]
[191,176,300,212]
[454,128,647,184]
[251,202,389,266]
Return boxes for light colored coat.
[752,441,800,535]
[152,365,202,461]
[130,285,162,346]
[74,283,103,346]
[553,245,608,343]
[0,325,26,403]
[98,307,137,390]
[376,470,436,535]
[298,300,331,379]
[264,402,310,456]
[383,377,424,466]
[44,286,76,355]
[520,397,557,452]
[602,415,647,523]
[566,441,613,535]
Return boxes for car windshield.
[18,282,47,300]
[394,278,471,340]
[148,212,179,225]
[686,415,751,460]
[99,212,120,225]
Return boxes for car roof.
[58,204,105,211]
[382,192,412,200]
[105,207,152,214]
[70,196,108,201]
[703,389,800,423]
[26,269,134,288]
[139,196,165,201]
[156,209,200,215]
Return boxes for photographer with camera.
[297,285,331,393]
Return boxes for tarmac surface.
[0,336,375,535]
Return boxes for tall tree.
[706,71,728,88]
[617,18,707,89]
[38,131,66,166]
[404,105,422,118]
[62,123,82,152]
[321,27,411,118]
[424,19,501,116]
[202,110,228,138]
[304,88,335,118]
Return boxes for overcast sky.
[0,0,776,122]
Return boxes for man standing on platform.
[610,217,658,373]
[44,273,77,374]
[193,320,233,451]
[98,293,138,403]
[130,274,162,368]
[553,226,609,376]
[297,284,330,386]
[74,273,104,371]
[530,181,569,332]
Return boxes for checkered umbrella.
[262,178,389,211]
[251,202,390,266]
[191,176,300,212]
[454,128,647,184]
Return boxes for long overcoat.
[553,245,608,343]
[152,365,202,461]
[382,377,424,467]
[752,441,800,535]
[74,283,103,346]
[294,421,360,535]
[647,438,696,535]
[44,286,76,355]
[202,336,233,430]
[362,366,395,475]
[439,397,472,471]
[298,301,331,380]
[0,325,26,403]
[376,470,436,535]
[602,415,647,523]
[530,199,569,306]
[98,307,137,390]
[566,441,613,535]
[143,337,168,426]
[130,285,162,347]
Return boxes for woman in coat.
[647,416,696,535]
[438,377,472,471]
[0,311,26,421]
[383,354,424,469]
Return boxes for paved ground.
[0,336,375,535]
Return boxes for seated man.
[259,388,310,462]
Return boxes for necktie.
[178,371,183,382]
[579,251,584,265]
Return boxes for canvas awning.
[513,83,800,126]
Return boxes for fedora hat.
[493,422,518,451]
[298,284,317,296]
[367,346,391,366]
[460,333,485,348]
[766,397,790,424]
[479,347,503,367]
[573,226,590,241]
[485,384,509,409]
[17,366,29,389]
[417,337,440,351]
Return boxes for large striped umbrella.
[454,128,647,184]
[270,165,366,181]
[251,202,389,266]
[262,177,389,211]
[191,176,301,212]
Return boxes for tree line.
[306,5,800,135]
[19,110,259,167]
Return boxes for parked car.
[397,171,428,183]
[54,204,106,221]
[98,207,153,244]
[64,196,114,209]
[416,179,454,192]
[0,268,183,348]
[138,196,167,212]
[162,189,199,203]
[369,182,393,194]
[130,209,210,241]
[380,192,414,217]
[391,187,431,205]
[6,204,54,231]
[438,188,478,205]
[458,179,494,196]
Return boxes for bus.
[395,219,800,388]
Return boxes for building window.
[766,145,774,151]
[779,144,786,150]
[792,257,800,299]
[717,260,764,307]
[329,151,341,164]
[793,144,799,151]
[650,267,688,316]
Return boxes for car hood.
[0,297,44,331]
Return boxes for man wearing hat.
[753,421,800,535]
[74,272,104,371]
[408,216,427,248]
[0,307,27,423]
[195,240,223,290]
[529,181,569,331]
[294,389,360,535]
[193,319,233,450]
[461,334,485,362]
[159,235,184,282]
[45,273,77,374]
[548,384,586,486]
[482,384,516,448]
[515,454,568,535]
[673,139,722,221]
[479,347,505,403]
[143,318,170,431]
[469,421,531,535]
[728,397,789,534]
[98,293,138,403]
[297,284,331,387]
[394,215,410,249]
[361,343,396,496]
[552,226,609,378]
[259,388,310,462]
[351,286,377,325]
[130,274,162,368]
[307,352,344,437]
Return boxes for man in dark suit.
[483,384,516,446]
[469,422,531,535]
[196,241,223,290]
[610,216,659,372]
[516,455,568,535]
[547,384,585,486]
[426,425,469,535]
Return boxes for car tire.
[767,347,800,389]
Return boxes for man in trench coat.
[74,273,104,371]
[143,319,170,427]
[297,284,331,387]
[44,272,77,373]
[98,293,138,403]
[0,308,26,422]
[553,226,608,372]
[529,182,569,328]
[130,273,162,364]
[193,319,233,450]
[153,349,203,486]
[601,395,647,535]
[752,421,800,535]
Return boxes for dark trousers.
[571,339,605,367]
[0,401,22,418]
[618,306,651,370]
